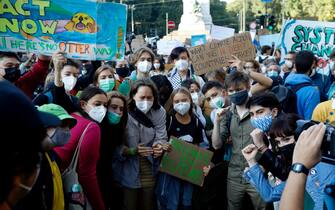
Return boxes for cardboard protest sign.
[160,137,213,186]
[188,32,256,75]
[0,0,127,60]
[281,19,335,59]
[191,34,206,46]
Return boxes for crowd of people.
[0,43,334,210]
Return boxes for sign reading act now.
[188,32,256,75]
[159,137,213,186]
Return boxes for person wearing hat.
[0,81,52,210]
[13,104,77,210]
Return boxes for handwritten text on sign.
[0,0,127,60]
[188,32,256,75]
[159,137,213,186]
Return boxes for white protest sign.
[210,25,235,40]
[157,40,184,55]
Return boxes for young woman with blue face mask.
[93,65,118,93]
[98,91,128,209]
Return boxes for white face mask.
[210,96,225,109]
[88,105,107,123]
[135,100,153,114]
[62,75,77,91]
[175,59,189,71]
[137,60,152,73]
[191,92,200,105]
[174,102,191,115]
[285,60,293,69]
[153,63,161,70]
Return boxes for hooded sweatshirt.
[284,73,320,119]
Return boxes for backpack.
[271,83,311,114]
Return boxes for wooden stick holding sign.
[188,32,256,75]
[159,137,213,186]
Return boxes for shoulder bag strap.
[67,122,93,171]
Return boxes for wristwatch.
[291,163,309,175]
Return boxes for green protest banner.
[159,137,213,186]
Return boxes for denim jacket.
[112,106,168,188]
[244,162,335,210]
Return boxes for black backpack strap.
[290,82,311,93]
[129,108,154,128]
[226,111,233,136]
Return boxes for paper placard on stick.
[0,0,127,60]
[159,137,213,186]
[188,32,256,75]
[281,19,335,60]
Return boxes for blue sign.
[0,0,127,60]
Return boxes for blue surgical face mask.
[267,70,279,78]
[250,113,273,132]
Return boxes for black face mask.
[116,67,130,78]
[4,67,21,83]
[279,143,295,161]
[229,89,249,105]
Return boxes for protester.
[93,65,119,93]
[150,56,165,77]
[279,123,326,210]
[129,47,155,81]
[265,64,283,86]
[115,60,131,82]
[205,68,226,86]
[113,78,167,210]
[33,52,80,113]
[156,87,206,210]
[167,47,205,89]
[243,118,334,210]
[181,79,206,126]
[98,91,128,209]
[280,51,296,81]
[256,45,272,64]
[284,50,320,119]
[247,93,296,181]
[0,81,46,209]
[54,86,108,210]
[14,104,76,210]
[151,74,173,107]
[211,71,266,210]
[0,52,50,98]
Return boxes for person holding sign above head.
[113,78,167,210]
[156,87,207,210]
[167,47,205,90]
[128,47,155,81]
[33,52,80,114]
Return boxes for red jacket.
[15,59,50,99]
